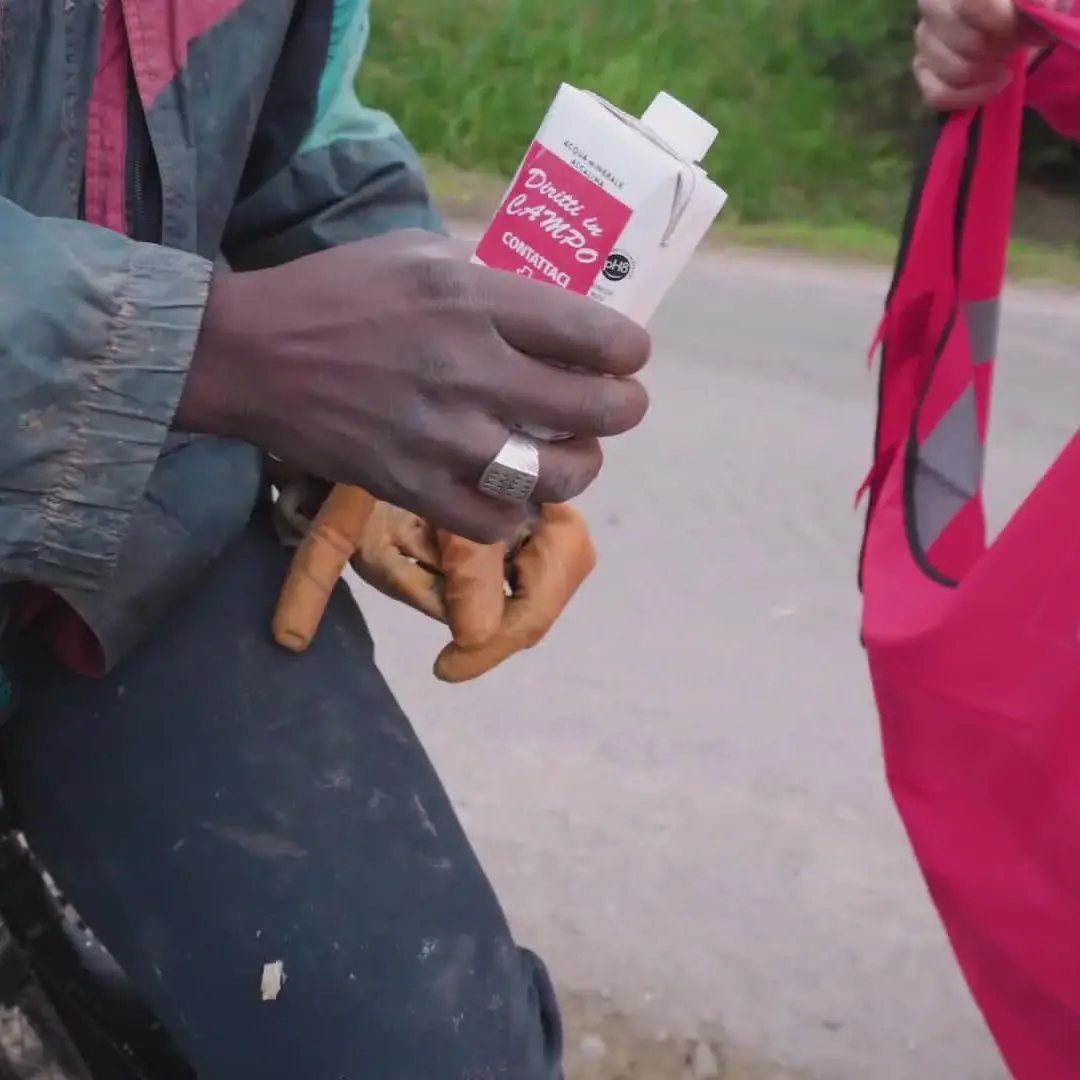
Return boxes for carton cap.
[640,92,717,163]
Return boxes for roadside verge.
[423,158,1080,289]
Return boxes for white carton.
[473,85,727,325]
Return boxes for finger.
[350,505,448,620]
[273,491,372,653]
[469,433,603,506]
[432,557,579,683]
[424,412,601,535]
[955,0,1027,39]
[488,350,649,439]
[433,581,554,682]
[371,550,448,622]
[434,503,596,683]
[426,481,531,546]
[532,437,604,504]
[914,57,1011,108]
[437,531,507,648]
[446,418,606,508]
[477,266,652,377]
[916,11,1013,67]
[914,21,1006,85]
[351,554,448,622]
[511,502,597,602]
[435,628,530,683]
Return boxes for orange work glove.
[350,500,595,680]
[432,504,595,683]
[349,505,536,647]
[273,483,595,681]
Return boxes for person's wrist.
[176,268,265,440]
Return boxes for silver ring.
[477,430,541,504]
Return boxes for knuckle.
[444,501,523,545]
[578,381,618,437]
[410,340,459,392]
[401,254,470,307]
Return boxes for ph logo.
[602,250,634,283]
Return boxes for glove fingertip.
[433,648,472,684]
[449,614,502,651]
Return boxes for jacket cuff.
[9,242,214,590]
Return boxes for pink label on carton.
[474,140,633,295]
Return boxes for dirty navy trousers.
[0,506,563,1079]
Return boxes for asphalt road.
[354,246,1080,1080]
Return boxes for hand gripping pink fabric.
[860,5,1080,1077]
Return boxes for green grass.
[420,157,1080,286]
[359,0,911,226]
[359,0,1080,285]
